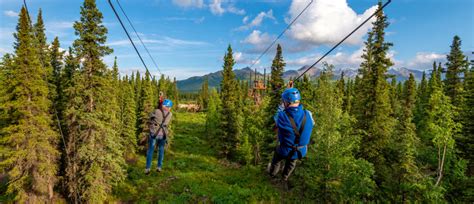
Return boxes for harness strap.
[153,109,170,139]
[284,110,307,160]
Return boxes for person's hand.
[287,80,294,88]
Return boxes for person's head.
[162,99,173,111]
[281,87,301,108]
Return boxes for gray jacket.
[149,109,172,139]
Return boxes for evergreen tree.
[336,71,345,96]
[391,74,425,201]
[134,70,142,105]
[389,78,401,118]
[444,36,468,109]
[218,45,242,159]
[0,7,59,201]
[137,71,154,144]
[34,9,54,101]
[0,54,14,130]
[462,66,474,176]
[171,77,179,107]
[296,66,375,202]
[205,88,221,139]
[199,76,209,110]
[50,37,65,119]
[344,79,353,113]
[267,44,286,115]
[414,71,428,135]
[119,76,137,157]
[354,3,396,190]
[64,0,124,202]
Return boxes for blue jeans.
[146,134,166,169]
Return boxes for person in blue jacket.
[268,87,314,181]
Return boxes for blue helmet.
[281,88,301,103]
[163,99,173,108]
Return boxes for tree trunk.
[435,144,447,186]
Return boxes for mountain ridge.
[177,66,425,92]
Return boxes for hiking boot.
[145,168,151,175]
[281,180,294,191]
[156,167,162,172]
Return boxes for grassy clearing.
[113,112,281,203]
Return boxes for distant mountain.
[177,67,264,92]
[177,66,425,92]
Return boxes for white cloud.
[234,51,260,65]
[165,16,205,24]
[287,47,364,69]
[209,0,245,15]
[107,36,208,47]
[241,30,274,52]
[172,0,204,8]
[237,10,276,30]
[3,10,18,17]
[227,5,246,15]
[287,0,378,46]
[242,16,249,24]
[210,0,225,15]
[402,52,445,70]
[46,21,74,30]
[234,51,243,62]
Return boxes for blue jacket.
[274,104,314,159]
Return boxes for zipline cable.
[115,0,163,75]
[108,0,151,74]
[248,0,313,71]
[292,0,392,83]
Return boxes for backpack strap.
[153,109,170,139]
[284,110,307,160]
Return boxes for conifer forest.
[0,0,472,203]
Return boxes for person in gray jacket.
[145,99,173,174]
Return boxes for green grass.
[113,112,281,203]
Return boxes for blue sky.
[0,0,472,80]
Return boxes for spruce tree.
[0,7,59,202]
[354,3,396,190]
[206,88,221,139]
[171,77,179,107]
[344,79,353,113]
[444,36,468,109]
[414,71,428,134]
[137,71,154,143]
[267,44,285,115]
[134,70,142,105]
[391,74,424,201]
[119,76,137,157]
[0,54,14,130]
[296,66,375,202]
[336,71,345,96]
[219,45,241,159]
[50,37,65,119]
[462,66,474,176]
[64,0,124,202]
[199,77,209,110]
[34,9,54,100]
